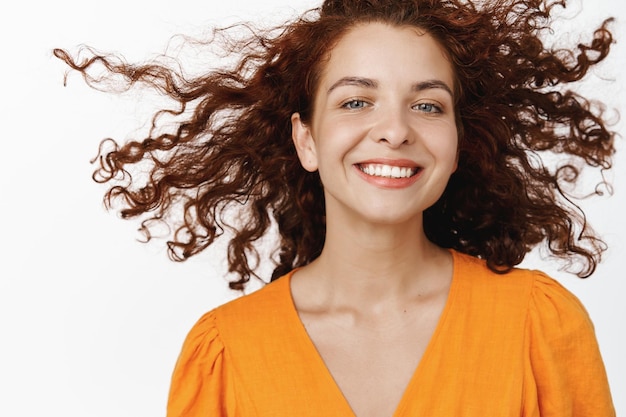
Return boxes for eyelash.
[341,99,369,110]
[340,99,443,114]
[413,102,443,114]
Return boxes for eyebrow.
[327,76,454,98]
[328,77,378,93]
[413,80,454,97]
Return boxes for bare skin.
[290,22,458,417]
[291,242,452,417]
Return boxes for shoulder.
[186,272,294,351]
[167,309,226,415]
[171,309,223,375]
[451,250,590,326]
[526,269,596,345]
[454,249,579,292]
[173,271,293,364]
[514,270,614,415]
[215,272,293,325]
[452,250,536,302]
[455,250,601,354]
[167,272,296,415]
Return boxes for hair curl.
[54,0,616,290]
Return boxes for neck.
[301,211,450,310]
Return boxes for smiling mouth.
[357,163,421,179]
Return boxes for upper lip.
[355,158,421,169]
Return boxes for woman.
[55,0,616,415]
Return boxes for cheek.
[315,123,363,161]
[426,126,458,162]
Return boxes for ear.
[291,112,318,172]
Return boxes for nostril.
[377,136,410,146]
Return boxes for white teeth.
[359,164,417,179]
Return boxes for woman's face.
[292,22,458,226]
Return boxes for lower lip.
[353,165,423,189]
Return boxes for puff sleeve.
[524,272,615,417]
[167,311,233,417]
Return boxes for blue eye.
[342,99,368,110]
[415,102,441,113]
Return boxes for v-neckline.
[283,250,460,417]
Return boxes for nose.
[370,106,412,148]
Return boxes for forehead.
[316,22,455,95]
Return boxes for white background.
[1,0,624,415]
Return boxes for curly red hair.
[54,0,615,290]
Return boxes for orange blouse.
[167,250,615,416]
